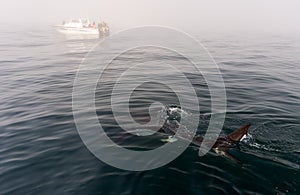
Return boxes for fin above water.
[227,124,251,143]
[214,147,241,163]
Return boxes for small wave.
[241,133,282,152]
[158,105,192,121]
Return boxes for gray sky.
[1,0,300,33]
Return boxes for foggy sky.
[1,0,300,33]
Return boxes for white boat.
[54,18,99,35]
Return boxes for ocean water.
[0,25,300,194]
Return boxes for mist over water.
[1,0,300,34]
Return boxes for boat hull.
[54,25,99,35]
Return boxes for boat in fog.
[54,18,109,36]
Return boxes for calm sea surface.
[0,25,300,194]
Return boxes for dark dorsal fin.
[227,124,251,142]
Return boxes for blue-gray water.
[0,25,300,194]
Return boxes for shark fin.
[213,147,241,163]
[227,124,251,143]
